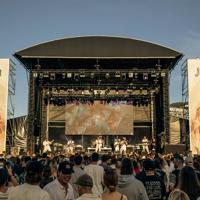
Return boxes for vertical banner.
[0,59,9,153]
[188,59,200,154]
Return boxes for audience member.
[70,155,85,198]
[75,174,101,200]
[8,161,50,200]
[44,161,74,200]
[137,159,166,200]
[177,165,200,200]
[168,189,190,200]
[102,168,127,200]
[84,152,104,197]
[116,158,148,200]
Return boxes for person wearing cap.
[75,174,101,200]
[8,161,50,200]
[44,161,74,200]
[137,159,166,200]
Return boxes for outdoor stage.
[14,36,183,153]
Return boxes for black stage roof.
[14,36,183,70]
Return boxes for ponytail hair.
[104,168,118,193]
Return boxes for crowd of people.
[0,150,200,200]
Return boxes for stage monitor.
[49,101,133,135]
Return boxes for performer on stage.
[142,136,149,153]
[114,138,120,152]
[150,138,156,151]
[120,137,128,155]
[43,138,54,153]
[95,136,103,152]
[67,139,75,154]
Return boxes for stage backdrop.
[0,59,9,153]
[49,101,134,135]
[188,59,200,154]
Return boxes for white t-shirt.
[8,183,50,200]
[44,178,74,200]
[84,164,104,197]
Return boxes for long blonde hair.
[168,189,190,200]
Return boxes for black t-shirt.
[138,175,166,200]
[172,169,180,188]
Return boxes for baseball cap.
[143,159,155,170]
[58,161,73,174]
[75,174,93,187]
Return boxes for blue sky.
[0,0,200,117]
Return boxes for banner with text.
[188,59,200,154]
[0,59,9,153]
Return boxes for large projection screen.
[49,101,133,135]
[188,59,200,154]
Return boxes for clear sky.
[0,0,200,117]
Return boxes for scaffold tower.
[6,59,16,149]
[181,59,189,146]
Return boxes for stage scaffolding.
[181,59,189,147]
[14,36,183,153]
[6,59,16,149]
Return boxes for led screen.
[49,101,133,135]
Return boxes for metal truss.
[181,59,189,146]
[6,59,16,149]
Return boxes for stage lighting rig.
[143,73,148,80]
[90,72,95,79]
[115,71,121,78]
[121,73,126,80]
[74,73,79,81]
[80,72,86,78]
[50,73,56,80]
[105,73,110,79]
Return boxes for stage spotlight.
[43,73,49,78]
[39,73,43,79]
[33,72,38,78]
[62,73,66,79]
[57,98,66,106]
[74,73,79,81]
[134,73,138,79]
[67,72,72,78]
[115,71,121,78]
[128,72,133,78]
[121,73,126,80]
[80,72,86,78]
[90,72,95,79]
[161,72,166,77]
[105,73,110,79]
[143,73,148,80]
[35,64,41,70]
[50,73,56,80]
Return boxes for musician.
[142,136,149,153]
[114,138,120,152]
[43,138,53,153]
[120,137,128,154]
[67,139,75,154]
[95,136,103,152]
[150,138,156,151]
